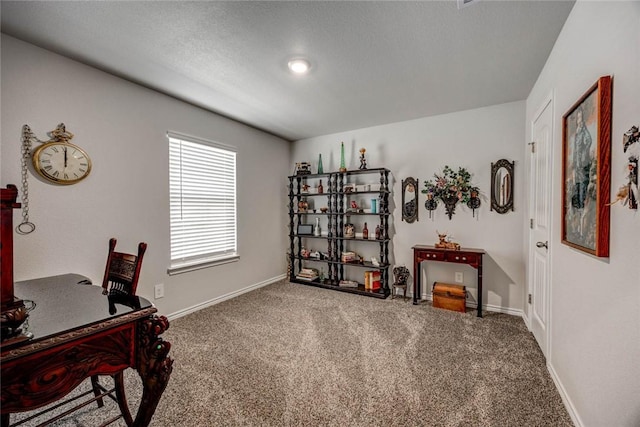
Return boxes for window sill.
[168,254,240,276]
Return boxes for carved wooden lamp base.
[1,185,29,344]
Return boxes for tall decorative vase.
[339,142,347,172]
[317,154,324,174]
[314,217,321,236]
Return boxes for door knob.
[536,241,548,249]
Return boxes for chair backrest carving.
[102,238,147,296]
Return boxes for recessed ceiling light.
[288,58,311,75]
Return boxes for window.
[168,131,238,275]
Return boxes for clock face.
[32,142,92,185]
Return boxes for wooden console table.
[412,245,485,317]
[1,274,173,426]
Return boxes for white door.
[529,96,553,357]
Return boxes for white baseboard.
[547,361,584,427]
[415,293,524,318]
[466,301,524,318]
[167,274,286,321]
[522,310,532,330]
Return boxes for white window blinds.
[168,132,237,273]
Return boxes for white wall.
[525,2,640,426]
[1,35,290,316]
[292,101,526,313]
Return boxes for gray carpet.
[11,280,573,426]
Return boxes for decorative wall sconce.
[425,193,438,219]
[610,125,639,209]
[467,188,481,217]
[627,156,638,209]
[623,126,638,209]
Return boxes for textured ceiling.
[1,1,575,141]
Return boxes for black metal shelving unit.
[287,168,391,299]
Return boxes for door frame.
[527,90,555,359]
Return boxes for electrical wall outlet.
[454,272,464,283]
[154,283,165,299]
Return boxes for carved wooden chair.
[392,266,410,301]
[91,238,147,419]
[101,238,147,297]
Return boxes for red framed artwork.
[562,75,612,257]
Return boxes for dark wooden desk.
[412,245,485,317]
[1,274,173,426]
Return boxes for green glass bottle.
[339,142,346,172]
[317,153,324,174]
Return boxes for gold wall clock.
[30,124,92,185]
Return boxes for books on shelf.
[338,280,359,288]
[364,270,381,291]
[341,251,359,263]
[296,268,319,282]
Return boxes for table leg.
[477,258,483,318]
[413,258,420,305]
[90,375,105,408]
[2,413,9,427]
[133,315,173,427]
[114,371,134,426]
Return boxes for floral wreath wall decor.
[421,166,481,219]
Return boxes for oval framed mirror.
[402,177,419,223]
[491,159,514,214]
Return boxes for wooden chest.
[432,282,466,313]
